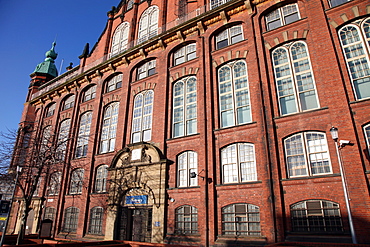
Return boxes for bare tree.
[0,125,69,245]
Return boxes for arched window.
[95,165,108,193]
[56,119,71,160]
[272,41,319,115]
[284,132,331,178]
[338,17,370,100]
[221,143,257,184]
[137,60,156,80]
[222,203,261,236]
[173,76,197,137]
[111,22,130,56]
[131,90,154,143]
[63,95,75,110]
[70,168,84,194]
[41,125,52,153]
[44,207,56,221]
[100,102,119,153]
[265,3,300,31]
[47,172,61,196]
[89,207,104,235]
[82,85,97,102]
[63,207,79,233]
[45,103,56,118]
[291,200,343,232]
[175,205,198,234]
[138,6,159,44]
[363,124,370,155]
[178,151,198,187]
[106,74,123,93]
[211,0,232,9]
[75,111,92,158]
[216,25,243,50]
[218,60,251,128]
[173,43,196,66]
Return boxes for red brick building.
[9,0,370,246]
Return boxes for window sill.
[282,173,341,181]
[167,186,201,190]
[214,121,257,132]
[166,132,200,141]
[215,181,262,187]
[274,106,329,120]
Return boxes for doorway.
[116,206,152,242]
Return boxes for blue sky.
[0,0,119,135]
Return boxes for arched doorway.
[106,143,168,243]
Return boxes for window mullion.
[303,133,312,176]
[288,47,301,112]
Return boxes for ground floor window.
[291,200,343,232]
[175,205,198,234]
[222,203,261,236]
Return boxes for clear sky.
[0,0,119,135]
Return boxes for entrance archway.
[105,143,168,243]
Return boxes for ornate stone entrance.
[105,143,168,243]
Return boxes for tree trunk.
[16,202,30,245]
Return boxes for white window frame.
[88,207,104,235]
[178,151,198,187]
[100,102,119,154]
[173,76,197,138]
[218,60,252,128]
[221,143,257,184]
[364,124,370,156]
[210,0,231,9]
[338,17,370,100]
[284,132,332,178]
[106,74,123,93]
[56,119,71,160]
[138,6,159,44]
[48,172,61,196]
[222,203,261,236]
[265,3,300,31]
[75,112,92,158]
[216,25,243,50]
[63,207,79,233]
[174,43,197,66]
[131,90,154,143]
[70,168,84,194]
[63,95,75,110]
[83,85,96,102]
[329,0,351,8]
[272,41,320,116]
[111,22,130,56]
[95,165,108,193]
[137,60,156,80]
[175,205,198,234]
[45,103,56,118]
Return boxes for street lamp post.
[329,127,357,244]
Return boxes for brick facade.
[9,0,370,246]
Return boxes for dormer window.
[138,6,159,44]
[111,22,130,57]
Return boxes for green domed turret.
[33,42,58,78]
